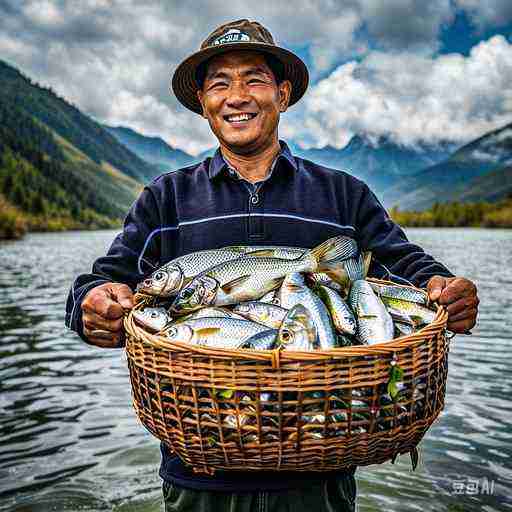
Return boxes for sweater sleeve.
[355,183,454,288]
[65,185,162,343]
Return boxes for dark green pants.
[162,475,356,512]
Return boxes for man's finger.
[448,317,477,333]
[446,296,479,316]
[438,278,476,305]
[84,328,125,348]
[448,307,478,323]
[427,276,447,302]
[111,284,134,310]
[83,311,124,333]
[85,292,124,319]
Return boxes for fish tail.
[309,235,357,265]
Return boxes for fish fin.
[362,251,372,279]
[221,275,252,294]
[310,235,358,264]
[344,255,365,281]
[266,276,286,291]
[245,249,275,257]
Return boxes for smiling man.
[66,19,479,512]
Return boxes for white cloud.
[456,0,512,28]
[0,0,510,155]
[296,35,512,149]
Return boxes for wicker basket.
[124,278,449,474]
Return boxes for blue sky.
[0,1,511,154]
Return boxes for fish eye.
[281,330,292,343]
[154,271,166,281]
[150,311,158,318]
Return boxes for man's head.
[171,19,309,123]
[195,50,292,154]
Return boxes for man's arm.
[65,185,162,347]
[355,183,478,333]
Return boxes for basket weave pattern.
[124,278,449,473]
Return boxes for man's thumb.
[427,275,446,302]
[111,284,134,310]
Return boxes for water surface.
[0,228,510,511]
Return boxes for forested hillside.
[0,59,151,239]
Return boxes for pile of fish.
[133,235,437,350]
[132,236,436,443]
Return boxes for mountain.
[104,125,198,173]
[381,122,512,210]
[292,134,456,193]
[0,59,153,237]
[154,134,454,194]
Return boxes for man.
[66,19,479,512]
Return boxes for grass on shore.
[390,197,512,228]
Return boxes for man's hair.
[195,52,285,89]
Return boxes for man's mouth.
[223,112,258,124]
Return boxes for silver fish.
[369,281,428,305]
[277,304,318,351]
[278,273,338,350]
[161,317,274,349]
[380,296,435,326]
[348,280,394,345]
[172,235,351,313]
[132,307,172,332]
[314,284,356,335]
[232,301,289,329]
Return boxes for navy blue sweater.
[65,140,453,491]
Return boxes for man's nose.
[226,81,251,107]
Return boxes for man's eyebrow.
[205,66,272,80]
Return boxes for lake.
[0,228,511,511]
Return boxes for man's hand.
[81,282,134,348]
[426,276,479,334]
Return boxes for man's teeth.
[226,113,255,122]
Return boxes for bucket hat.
[171,19,309,114]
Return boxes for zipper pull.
[250,192,259,205]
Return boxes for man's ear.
[278,80,292,113]
[196,89,207,118]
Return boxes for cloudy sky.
[1,0,511,155]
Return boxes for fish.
[132,307,172,332]
[277,304,318,351]
[348,279,394,345]
[369,281,428,306]
[171,235,353,313]
[277,273,338,350]
[313,284,357,335]
[232,301,289,329]
[137,246,309,297]
[161,317,275,349]
[380,296,435,326]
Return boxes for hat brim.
[171,42,309,115]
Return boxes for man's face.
[197,50,291,154]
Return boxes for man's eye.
[209,82,227,90]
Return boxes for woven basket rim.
[124,277,448,364]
